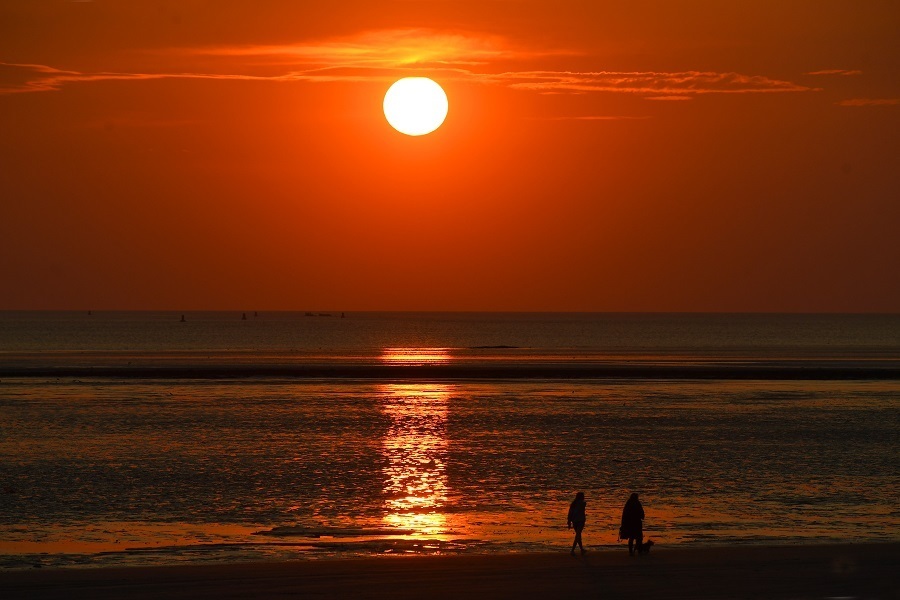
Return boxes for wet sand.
[2,543,897,599]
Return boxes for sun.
[383,77,448,136]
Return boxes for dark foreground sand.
[2,544,897,600]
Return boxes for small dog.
[637,540,654,555]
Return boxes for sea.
[0,312,898,568]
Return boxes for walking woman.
[567,492,587,555]
[619,492,644,555]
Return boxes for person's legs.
[636,534,644,553]
[571,525,584,555]
[628,537,635,555]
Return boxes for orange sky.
[1,0,898,311]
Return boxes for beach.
[3,543,897,599]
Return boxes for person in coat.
[619,492,644,555]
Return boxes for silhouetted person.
[619,492,644,555]
[567,492,586,555]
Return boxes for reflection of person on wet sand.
[619,492,645,556]
[567,492,586,556]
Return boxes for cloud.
[1,29,817,99]
[0,30,554,94]
[177,29,555,68]
[644,95,694,101]
[0,62,287,94]
[808,69,863,76]
[0,62,75,94]
[836,98,900,107]
[485,70,817,95]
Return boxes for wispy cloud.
[644,95,694,101]
[485,70,817,95]
[808,69,863,76]
[0,62,296,94]
[176,29,554,67]
[837,98,900,107]
[1,29,818,99]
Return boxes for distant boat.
[242,313,247,320]
[341,312,345,319]
[305,312,315,317]
[180,314,186,322]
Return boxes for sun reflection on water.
[380,347,451,365]
[379,383,453,537]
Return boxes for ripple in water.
[0,378,898,567]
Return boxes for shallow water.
[1,377,897,568]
